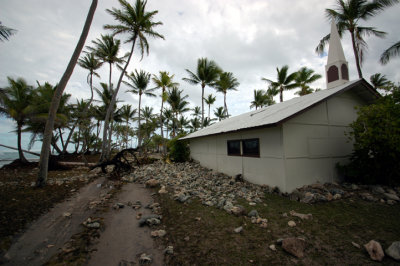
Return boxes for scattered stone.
[386,241,400,261]
[234,226,243,233]
[311,183,324,189]
[282,238,306,258]
[364,240,384,261]
[151,229,166,238]
[351,184,359,190]
[86,222,100,229]
[248,209,259,218]
[301,193,314,204]
[113,202,125,209]
[158,185,168,194]
[231,205,246,216]
[63,212,71,218]
[387,200,395,205]
[276,238,284,245]
[195,217,201,221]
[145,179,159,188]
[352,242,360,249]
[289,210,312,220]
[47,244,55,248]
[139,214,161,227]
[132,201,142,209]
[383,193,399,201]
[164,246,174,255]
[333,194,342,200]
[288,221,296,227]
[249,202,256,206]
[269,244,277,251]
[282,212,288,217]
[326,193,333,201]
[139,253,152,264]
[371,186,385,194]
[136,213,142,220]
[184,236,190,241]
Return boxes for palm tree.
[183,58,221,126]
[178,116,190,133]
[294,67,322,96]
[141,106,154,123]
[202,117,215,128]
[370,73,391,90]
[380,40,400,64]
[167,87,190,137]
[163,108,174,139]
[37,0,98,187]
[189,117,201,132]
[250,89,267,110]
[0,77,33,162]
[100,0,164,161]
[316,0,399,78]
[119,104,137,148]
[192,106,201,119]
[124,69,155,147]
[214,106,228,121]
[262,65,297,102]
[88,34,122,91]
[152,71,178,153]
[204,94,216,119]
[215,72,239,116]
[0,21,16,41]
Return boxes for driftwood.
[0,143,40,156]
[91,148,141,176]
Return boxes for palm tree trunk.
[201,84,205,128]
[37,0,97,187]
[63,124,76,154]
[100,36,136,162]
[160,88,165,154]
[17,122,28,163]
[208,104,211,119]
[58,128,66,151]
[224,92,228,116]
[350,29,363,78]
[138,93,142,148]
[280,86,283,102]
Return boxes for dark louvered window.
[227,140,241,156]
[242,139,260,157]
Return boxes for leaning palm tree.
[215,72,239,116]
[380,40,400,64]
[0,21,16,41]
[214,106,228,121]
[183,58,221,126]
[124,69,155,147]
[262,65,297,102]
[119,104,137,148]
[37,0,98,187]
[88,34,123,91]
[370,73,391,90]
[0,77,33,163]
[294,67,322,96]
[152,71,178,153]
[316,0,399,78]
[204,94,216,119]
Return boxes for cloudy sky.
[1,0,399,152]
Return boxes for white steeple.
[325,20,349,89]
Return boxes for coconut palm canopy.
[1,0,399,150]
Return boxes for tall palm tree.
[192,106,201,119]
[183,58,221,126]
[178,116,190,133]
[0,77,33,162]
[250,89,267,110]
[119,104,137,148]
[124,69,155,147]
[262,65,297,102]
[163,108,174,139]
[204,94,216,119]
[380,40,400,64]
[37,0,98,187]
[152,71,178,153]
[214,106,228,121]
[215,72,239,116]
[189,117,201,132]
[167,87,190,137]
[100,0,164,161]
[141,106,154,123]
[88,34,122,91]
[294,67,322,96]
[0,21,16,41]
[369,73,391,90]
[316,0,399,78]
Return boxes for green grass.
[158,193,400,265]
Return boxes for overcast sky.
[1,0,399,152]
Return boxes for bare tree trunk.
[62,124,76,154]
[100,37,136,162]
[350,29,363,78]
[36,0,97,187]
[0,143,40,157]
[17,122,28,163]
[201,83,205,128]
[58,128,66,151]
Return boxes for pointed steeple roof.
[325,20,349,89]
[327,20,346,65]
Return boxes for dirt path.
[88,183,164,265]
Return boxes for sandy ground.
[3,176,164,265]
[88,183,164,265]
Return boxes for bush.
[168,133,190,162]
[339,85,400,185]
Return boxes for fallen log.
[0,143,40,156]
[90,148,141,177]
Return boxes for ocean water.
[0,151,39,168]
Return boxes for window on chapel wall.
[327,65,339,82]
[227,140,241,156]
[227,138,260,157]
[341,64,349,80]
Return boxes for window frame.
[227,138,260,158]
[227,139,242,156]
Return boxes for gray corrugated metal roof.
[181,79,377,140]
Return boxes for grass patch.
[159,193,400,265]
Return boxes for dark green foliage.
[168,133,190,162]
[340,85,400,185]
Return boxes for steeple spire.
[325,20,349,89]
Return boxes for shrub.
[339,85,400,185]
[168,133,190,162]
